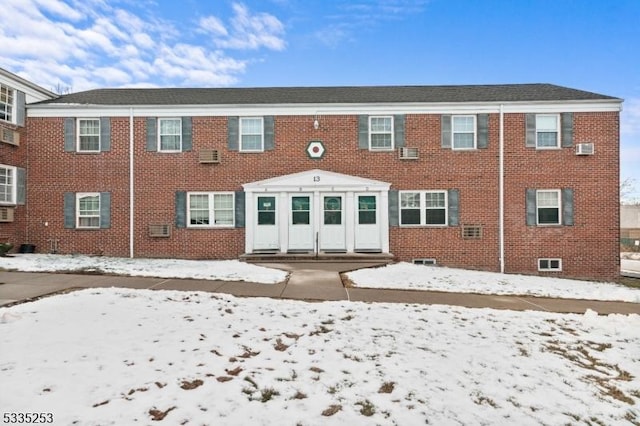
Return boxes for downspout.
[499,104,505,273]
[129,107,134,258]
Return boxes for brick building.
[0,69,56,249]
[0,68,623,280]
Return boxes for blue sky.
[2,0,639,198]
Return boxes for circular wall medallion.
[306,140,325,159]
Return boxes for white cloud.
[2,0,286,90]
[212,3,286,50]
[199,16,228,37]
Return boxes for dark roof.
[35,83,619,106]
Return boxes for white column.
[345,191,355,253]
[380,190,390,253]
[244,192,254,254]
[279,192,288,253]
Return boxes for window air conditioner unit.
[0,207,15,222]
[0,128,19,146]
[575,143,594,156]
[399,147,419,160]
[148,224,171,237]
[199,149,220,163]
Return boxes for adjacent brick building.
[1,67,623,280]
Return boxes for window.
[240,117,264,152]
[536,190,561,225]
[0,84,14,123]
[536,114,560,148]
[78,119,100,152]
[188,192,234,227]
[369,116,393,150]
[0,165,16,204]
[400,190,448,226]
[158,118,182,151]
[452,115,476,149]
[76,193,100,228]
[538,258,562,271]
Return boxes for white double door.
[285,192,381,252]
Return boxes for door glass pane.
[257,196,276,225]
[292,196,310,225]
[324,196,341,225]
[358,195,376,224]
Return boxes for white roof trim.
[26,99,622,118]
[243,169,390,192]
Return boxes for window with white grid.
[188,192,234,227]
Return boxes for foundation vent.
[461,225,483,239]
[413,258,436,266]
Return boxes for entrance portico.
[243,169,390,255]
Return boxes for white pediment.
[243,169,390,192]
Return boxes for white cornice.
[26,99,622,118]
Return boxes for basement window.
[413,258,437,266]
[538,258,562,272]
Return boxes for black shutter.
[561,113,573,148]
[100,117,111,152]
[64,118,75,152]
[100,192,111,229]
[388,190,399,226]
[16,168,26,205]
[526,189,537,226]
[16,91,26,127]
[228,117,239,151]
[264,116,275,150]
[448,189,459,226]
[146,118,157,152]
[358,115,369,149]
[441,115,452,149]
[562,188,574,225]
[235,191,245,228]
[394,114,405,148]
[477,114,488,149]
[64,192,76,229]
[525,114,536,148]
[175,191,186,228]
[182,117,192,152]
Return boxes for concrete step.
[240,252,395,264]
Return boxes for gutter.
[129,107,134,258]
[499,104,505,273]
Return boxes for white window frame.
[369,116,394,151]
[399,190,448,227]
[76,192,101,229]
[535,114,561,149]
[77,118,101,152]
[187,192,235,228]
[451,115,477,150]
[240,117,264,152]
[0,164,17,205]
[158,118,182,152]
[536,189,561,226]
[538,258,562,272]
[0,84,15,124]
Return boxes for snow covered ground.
[346,263,640,303]
[1,288,639,425]
[0,254,287,284]
[2,254,640,303]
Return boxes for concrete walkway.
[0,263,639,315]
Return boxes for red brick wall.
[23,111,620,280]
[0,122,27,249]
[503,112,620,280]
